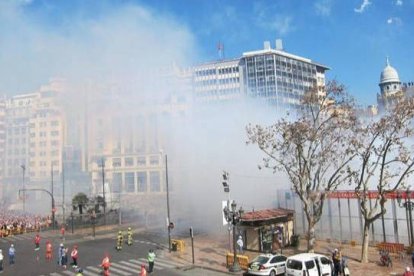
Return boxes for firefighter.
[116,231,123,251]
[126,227,133,246]
[101,255,110,276]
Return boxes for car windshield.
[252,256,269,264]
[287,259,302,270]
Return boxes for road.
[0,227,226,276]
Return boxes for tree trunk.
[307,218,316,253]
[361,221,371,263]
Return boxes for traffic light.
[222,171,229,193]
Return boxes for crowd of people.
[0,210,52,237]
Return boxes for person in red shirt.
[45,241,52,261]
[71,245,79,268]
[404,266,414,276]
[61,225,65,240]
[140,263,147,276]
[34,234,40,251]
[101,255,110,276]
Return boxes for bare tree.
[351,98,414,263]
[246,80,357,252]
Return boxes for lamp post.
[223,200,244,273]
[20,165,26,212]
[164,153,172,252]
[397,189,414,245]
[100,158,106,224]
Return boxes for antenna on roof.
[217,41,224,60]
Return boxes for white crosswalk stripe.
[38,255,183,276]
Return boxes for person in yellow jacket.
[116,231,123,251]
[126,227,133,246]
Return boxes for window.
[137,172,147,192]
[112,173,122,193]
[305,260,315,269]
[150,156,159,165]
[51,131,59,136]
[125,157,134,167]
[137,156,146,166]
[125,172,135,192]
[286,259,302,270]
[112,158,121,167]
[150,171,160,192]
[51,121,59,126]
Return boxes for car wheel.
[269,270,276,276]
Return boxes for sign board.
[222,200,228,226]
[328,190,414,199]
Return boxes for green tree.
[246,80,357,252]
[72,192,89,215]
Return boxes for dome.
[380,57,400,84]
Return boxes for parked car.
[285,253,332,276]
[247,253,287,276]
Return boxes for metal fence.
[276,190,414,246]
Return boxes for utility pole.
[101,158,106,224]
[51,164,55,229]
[21,165,26,213]
[165,154,171,252]
[62,162,65,227]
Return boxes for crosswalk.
[38,256,184,276]
[0,231,57,243]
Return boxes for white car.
[247,253,287,276]
[285,253,333,276]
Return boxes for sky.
[0,0,413,106]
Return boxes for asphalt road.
[0,227,201,276]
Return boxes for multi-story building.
[0,99,5,200]
[191,40,329,109]
[2,79,65,208]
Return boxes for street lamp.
[20,165,26,212]
[163,153,172,252]
[223,200,244,273]
[397,188,414,245]
[99,158,106,224]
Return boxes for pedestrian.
[116,230,123,251]
[62,245,68,269]
[140,263,147,276]
[34,233,41,251]
[45,240,52,261]
[126,227,133,246]
[75,267,84,276]
[332,248,341,276]
[0,249,3,273]
[411,250,414,268]
[61,225,65,240]
[147,249,156,273]
[8,244,15,265]
[57,243,63,266]
[101,255,110,276]
[71,245,78,268]
[404,266,414,276]
[236,235,244,254]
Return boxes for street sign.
[222,200,228,225]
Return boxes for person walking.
[0,249,3,273]
[57,243,64,266]
[61,225,65,241]
[147,249,156,273]
[45,241,52,261]
[140,263,147,276]
[101,255,110,276]
[236,235,244,254]
[8,244,15,265]
[61,245,68,269]
[34,233,41,251]
[332,248,341,276]
[412,250,414,268]
[126,227,133,246]
[404,266,414,276]
[116,231,123,251]
[71,245,79,268]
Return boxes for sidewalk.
[168,234,413,275]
